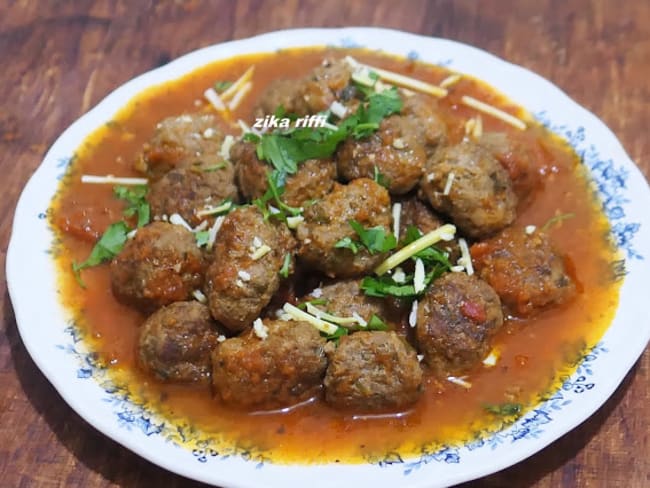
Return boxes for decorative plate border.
[7,28,650,488]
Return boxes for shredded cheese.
[305,303,358,326]
[408,300,418,328]
[457,238,474,276]
[525,225,537,235]
[344,56,448,98]
[196,201,232,218]
[238,270,251,282]
[206,215,225,250]
[204,87,227,112]
[250,244,271,260]
[252,318,269,340]
[126,229,138,240]
[282,303,339,335]
[443,172,455,196]
[192,289,207,304]
[217,334,227,343]
[450,265,465,273]
[310,287,323,298]
[286,215,305,229]
[374,224,456,275]
[413,258,426,293]
[220,135,235,161]
[169,213,193,231]
[227,81,252,111]
[447,376,472,389]
[439,73,462,89]
[392,203,402,241]
[461,95,527,130]
[81,175,148,185]
[220,66,255,101]
[329,101,348,119]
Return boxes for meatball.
[111,222,205,312]
[255,78,306,117]
[307,279,400,328]
[205,206,296,333]
[138,301,221,384]
[134,114,224,179]
[401,94,447,152]
[324,331,423,411]
[300,59,352,114]
[416,272,503,376]
[419,141,518,239]
[212,319,328,409]
[232,140,337,206]
[148,164,238,226]
[337,115,427,195]
[296,178,392,278]
[397,197,459,262]
[479,131,543,206]
[471,227,576,316]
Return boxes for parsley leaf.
[349,220,397,254]
[72,221,130,285]
[361,275,418,298]
[541,212,575,231]
[372,165,390,188]
[195,231,210,247]
[334,236,360,254]
[214,80,233,92]
[367,314,389,331]
[322,325,349,343]
[483,403,522,416]
[296,297,328,310]
[114,185,150,228]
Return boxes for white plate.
[7,27,650,488]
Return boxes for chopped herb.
[334,236,360,254]
[372,165,390,188]
[323,325,349,343]
[243,132,261,143]
[360,266,446,299]
[202,162,227,172]
[541,212,575,231]
[349,220,397,255]
[214,80,233,92]
[402,225,453,267]
[114,185,150,228]
[72,221,130,285]
[253,170,302,222]
[367,314,389,331]
[296,297,329,310]
[483,403,522,416]
[278,253,292,278]
[195,230,210,247]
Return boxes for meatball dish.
[51,48,620,463]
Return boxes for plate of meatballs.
[7,28,650,488]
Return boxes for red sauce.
[50,48,620,463]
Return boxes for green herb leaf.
[541,212,575,231]
[334,236,360,254]
[195,230,210,247]
[114,185,150,228]
[367,314,389,331]
[202,162,227,172]
[72,221,130,277]
[483,403,522,416]
[360,275,418,298]
[279,253,292,278]
[349,220,397,255]
[322,325,349,343]
[372,165,390,188]
[214,80,233,92]
[296,297,328,310]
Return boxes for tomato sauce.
[50,48,620,463]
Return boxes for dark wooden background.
[1,1,648,486]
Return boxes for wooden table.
[1,1,648,486]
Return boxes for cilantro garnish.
[195,230,210,248]
[367,314,389,331]
[323,325,349,343]
[214,80,233,92]
[114,185,150,228]
[334,220,397,255]
[278,253,292,278]
[296,297,328,310]
[541,212,575,231]
[483,403,522,416]
[372,165,390,188]
[72,221,130,286]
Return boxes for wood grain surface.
[1,1,648,486]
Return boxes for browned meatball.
[111,222,205,312]
[306,279,400,328]
[416,272,503,376]
[401,94,447,153]
[134,114,224,179]
[419,141,518,239]
[397,197,459,262]
[138,301,222,384]
[337,115,427,195]
[296,178,392,278]
[232,141,337,207]
[471,227,576,317]
[324,331,423,411]
[212,319,327,409]
[479,131,543,206]
[205,206,296,333]
[300,59,352,114]
[148,164,238,226]
[255,78,306,117]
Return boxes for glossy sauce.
[51,48,620,463]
